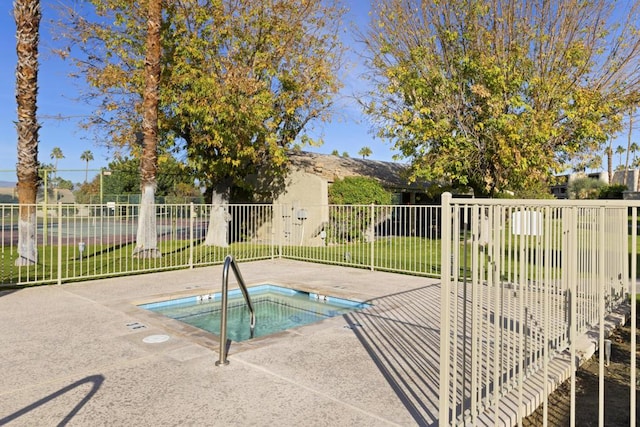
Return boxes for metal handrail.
[215,255,256,366]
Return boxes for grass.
[0,240,275,286]
[3,228,640,287]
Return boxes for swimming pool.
[139,285,371,342]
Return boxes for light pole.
[100,169,112,205]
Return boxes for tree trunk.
[624,112,633,186]
[133,0,162,259]
[607,145,613,185]
[133,184,161,258]
[204,181,231,247]
[14,0,41,266]
[16,183,38,266]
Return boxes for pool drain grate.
[126,322,147,330]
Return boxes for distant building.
[611,169,640,192]
[551,169,640,199]
[551,171,608,199]
[253,151,438,246]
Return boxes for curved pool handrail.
[215,255,256,366]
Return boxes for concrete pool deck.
[0,260,444,426]
[0,259,628,426]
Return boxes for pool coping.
[131,281,377,355]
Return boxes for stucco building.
[253,151,434,246]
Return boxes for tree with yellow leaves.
[363,0,640,197]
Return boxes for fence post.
[189,202,194,269]
[439,192,453,425]
[370,203,375,271]
[631,208,637,427]
[278,204,283,259]
[568,205,578,427]
[271,204,275,260]
[57,202,62,285]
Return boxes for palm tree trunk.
[133,0,162,259]
[607,145,613,184]
[14,0,41,266]
[624,112,633,185]
[204,179,232,247]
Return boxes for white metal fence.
[0,203,276,285]
[438,193,637,426]
[280,204,442,275]
[0,202,442,285]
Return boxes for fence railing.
[438,194,637,426]
[0,203,276,285]
[0,202,442,285]
[280,204,442,276]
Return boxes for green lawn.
[3,230,640,287]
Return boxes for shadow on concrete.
[0,288,19,297]
[0,374,105,426]
[344,284,441,426]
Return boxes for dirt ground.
[523,312,639,426]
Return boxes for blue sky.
[0,2,397,184]
[1,2,636,184]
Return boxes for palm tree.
[616,145,625,169]
[605,145,613,184]
[50,146,64,182]
[133,0,162,259]
[624,110,634,184]
[630,142,639,167]
[80,150,93,182]
[14,0,41,266]
[358,146,372,159]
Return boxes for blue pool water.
[139,285,371,342]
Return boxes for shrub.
[327,177,392,243]
[328,176,392,205]
[568,177,606,199]
[598,184,627,199]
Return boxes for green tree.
[14,0,41,266]
[363,0,640,197]
[330,149,339,156]
[80,150,93,183]
[358,146,372,159]
[57,0,345,246]
[101,155,198,201]
[630,142,639,167]
[50,146,64,177]
[616,145,626,171]
[616,146,626,165]
[568,177,606,200]
[73,180,100,204]
[165,182,202,204]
